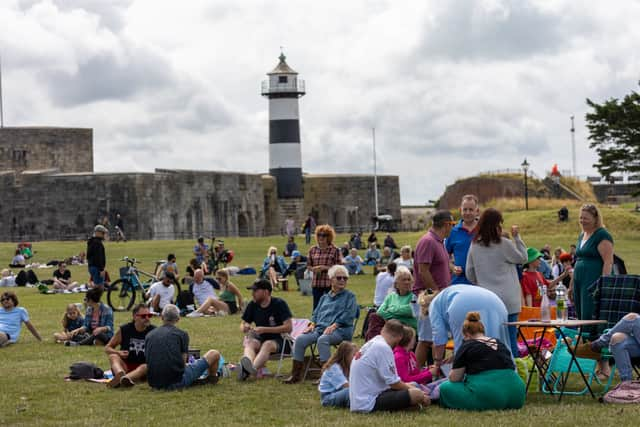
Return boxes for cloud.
[41,47,175,106]
[18,0,132,31]
[3,0,640,205]
[417,0,586,62]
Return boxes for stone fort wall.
[304,174,401,231]
[0,127,93,175]
[0,127,402,241]
[0,169,265,241]
[261,174,402,235]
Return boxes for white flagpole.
[373,127,379,217]
[0,55,4,128]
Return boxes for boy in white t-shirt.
[349,319,430,412]
[146,273,175,314]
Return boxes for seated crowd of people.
[0,198,635,413]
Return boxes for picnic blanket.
[589,275,640,333]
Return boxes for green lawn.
[1,210,640,426]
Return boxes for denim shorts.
[174,358,209,389]
[88,266,104,285]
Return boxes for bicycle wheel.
[107,279,136,312]
[172,278,182,302]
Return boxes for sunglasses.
[1,297,11,302]
[317,233,328,238]
[335,276,349,282]
[136,313,153,319]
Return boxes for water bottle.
[555,283,568,321]
[540,285,551,322]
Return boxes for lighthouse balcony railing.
[261,79,306,95]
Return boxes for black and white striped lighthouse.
[261,52,306,199]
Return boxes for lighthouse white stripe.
[269,143,302,169]
[269,98,299,120]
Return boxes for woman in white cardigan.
[466,208,527,357]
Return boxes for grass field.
[1,207,640,426]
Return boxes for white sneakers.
[186,311,204,318]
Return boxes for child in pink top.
[393,326,438,385]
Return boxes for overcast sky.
[2,0,639,205]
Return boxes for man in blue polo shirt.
[445,194,479,285]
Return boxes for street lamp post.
[521,158,530,211]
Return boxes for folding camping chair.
[270,318,310,377]
[303,306,361,381]
[542,327,615,395]
[519,306,558,350]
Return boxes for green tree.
[586,83,640,180]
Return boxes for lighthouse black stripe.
[269,167,303,199]
[269,120,300,144]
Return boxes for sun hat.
[526,247,543,264]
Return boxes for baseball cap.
[247,278,272,292]
[94,225,108,233]
[291,250,301,258]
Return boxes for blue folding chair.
[542,327,615,396]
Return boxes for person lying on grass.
[0,291,41,347]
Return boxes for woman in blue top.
[76,287,114,346]
[261,246,288,291]
[284,264,358,384]
[0,291,42,347]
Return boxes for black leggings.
[78,333,110,346]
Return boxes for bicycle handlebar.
[121,256,140,264]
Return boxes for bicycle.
[107,257,181,312]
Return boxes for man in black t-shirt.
[104,304,156,388]
[52,262,78,292]
[145,305,220,390]
[239,278,292,380]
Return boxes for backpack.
[176,290,195,313]
[613,254,627,275]
[68,362,104,380]
[603,380,640,403]
[15,270,27,287]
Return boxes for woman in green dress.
[439,311,525,410]
[569,204,614,323]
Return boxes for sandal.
[595,369,610,382]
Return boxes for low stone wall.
[593,183,640,203]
